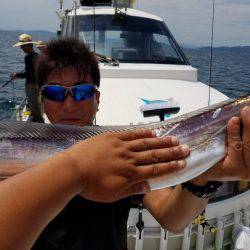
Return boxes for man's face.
[43,68,100,126]
[20,44,31,53]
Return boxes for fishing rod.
[208,0,216,106]
[0,79,13,91]
[92,0,96,53]
[11,78,15,105]
[73,0,78,38]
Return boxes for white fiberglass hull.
[127,191,250,250]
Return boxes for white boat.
[14,0,250,249]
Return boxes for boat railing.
[10,96,27,121]
[127,191,250,250]
[0,78,28,121]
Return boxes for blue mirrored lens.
[72,85,95,101]
[42,86,66,102]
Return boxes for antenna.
[59,0,63,9]
[56,0,65,37]
[73,0,79,38]
[92,0,96,52]
[208,0,215,106]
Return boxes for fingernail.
[178,160,186,168]
[151,130,157,137]
[231,116,240,125]
[229,117,240,135]
[181,144,190,154]
[171,136,179,146]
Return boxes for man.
[33,38,249,249]
[11,34,44,123]
[31,38,204,250]
[36,40,47,55]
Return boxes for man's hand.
[193,106,250,183]
[10,73,18,80]
[64,129,190,202]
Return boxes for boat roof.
[68,7,164,22]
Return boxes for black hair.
[35,38,100,87]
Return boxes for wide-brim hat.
[13,33,36,47]
[35,40,47,48]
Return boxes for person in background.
[11,34,44,123]
[36,40,47,55]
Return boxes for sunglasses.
[41,83,97,102]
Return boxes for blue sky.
[0,0,249,47]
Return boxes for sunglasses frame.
[41,83,98,102]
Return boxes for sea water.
[0,30,249,120]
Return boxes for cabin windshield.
[66,14,187,64]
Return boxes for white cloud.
[0,0,73,31]
[137,0,250,46]
[0,0,249,46]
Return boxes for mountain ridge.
[1,29,249,51]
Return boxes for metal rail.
[127,208,250,250]
[10,96,27,121]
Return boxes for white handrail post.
[196,225,205,250]
[215,217,225,250]
[159,228,169,250]
[233,211,242,232]
[135,227,144,250]
[181,224,192,250]
[243,207,250,227]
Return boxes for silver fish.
[0,96,249,189]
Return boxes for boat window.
[73,14,187,64]
[66,16,74,37]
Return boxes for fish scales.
[0,96,249,189]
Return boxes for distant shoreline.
[1,29,250,51]
[0,29,56,35]
[183,45,250,52]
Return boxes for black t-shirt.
[32,195,139,250]
[17,52,38,84]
